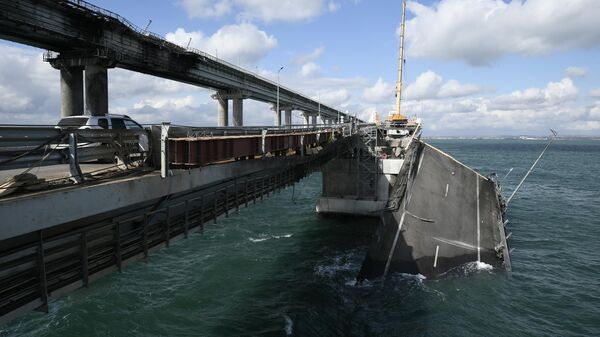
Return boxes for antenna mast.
[395,0,407,116]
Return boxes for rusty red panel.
[232,137,260,158]
[188,140,199,164]
[169,139,187,164]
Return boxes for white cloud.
[178,0,232,18]
[1,42,598,135]
[396,76,588,134]
[300,62,321,78]
[320,88,350,107]
[237,0,325,22]
[328,1,341,12]
[165,24,277,66]
[0,44,58,124]
[438,80,481,98]
[179,0,351,22]
[489,78,577,111]
[568,121,600,131]
[589,88,600,99]
[404,71,442,100]
[362,78,394,103]
[565,67,588,78]
[133,96,195,110]
[404,0,600,65]
[404,70,481,100]
[292,47,325,65]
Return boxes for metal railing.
[0,126,149,179]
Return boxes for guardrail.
[0,123,353,183]
[0,126,149,181]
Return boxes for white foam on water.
[399,273,427,282]
[314,255,356,278]
[248,237,268,243]
[283,314,293,336]
[475,261,493,270]
[248,234,293,243]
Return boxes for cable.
[0,133,65,167]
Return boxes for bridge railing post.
[160,122,170,178]
[68,133,84,183]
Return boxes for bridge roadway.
[0,0,356,125]
[0,122,356,323]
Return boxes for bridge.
[0,0,370,324]
[0,0,358,126]
[0,0,512,326]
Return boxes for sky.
[1,0,600,136]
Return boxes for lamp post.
[276,66,284,126]
[318,92,321,124]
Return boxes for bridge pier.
[59,66,84,117]
[217,93,229,127]
[284,109,292,126]
[311,115,317,125]
[303,113,310,127]
[274,108,282,126]
[232,98,243,126]
[85,64,109,116]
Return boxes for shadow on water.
[209,175,433,337]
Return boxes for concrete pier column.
[303,113,310,127]
[59,67,84,117]
[311,115,317,125]
[84,64,108,116]
[284,109,292,126]
[274,109,282,126]
[217,95,229,127]
[232,98,243,126]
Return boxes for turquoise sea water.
[1,139,599,336]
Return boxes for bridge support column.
[311,115,317,125]
[284,109,292,127]
[303,113,310,127]
[217,94,229,127]
[274,109,282,126]
[59,67,84,117]
[232,98,243,126]
[85,64,109,116]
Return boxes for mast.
[395,0,406,116]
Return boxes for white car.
[56,114,149,155]
[56,114,144,131]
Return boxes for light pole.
[317,92,321,124]
[276,66,284,126]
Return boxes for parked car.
[56,114,149,161]
[56,114,144,130]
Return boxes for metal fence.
[0,126,149,180]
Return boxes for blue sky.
[1,0,600,136]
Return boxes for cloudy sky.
[1,0,600,136]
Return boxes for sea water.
[2,139,599,336]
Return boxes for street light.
[276,66,284,126]
[317,92,321,124]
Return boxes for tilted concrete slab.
[359,142,510,279]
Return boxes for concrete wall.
[0,157,309,241]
